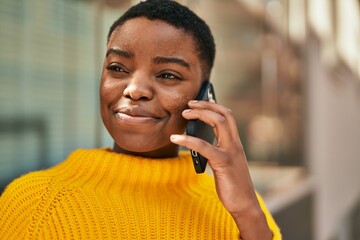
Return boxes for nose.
[123,73,153,101]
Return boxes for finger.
[188,100,240,140]
[170,134,229,168]
[182,108,225,128]
[184,101,242,148]
[182,108,233,146]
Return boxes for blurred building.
[0,0,359,239]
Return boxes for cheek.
[168,94,192,116]
[100,73,110,102]
[164,93,195,134]
[100,77,113,98]
[100,77,123,106]
[163,84,201,120]
[99,76,122,126]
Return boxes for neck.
[112,143,180,159]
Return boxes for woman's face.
[100,17,204,158]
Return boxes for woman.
[0,1,281,239]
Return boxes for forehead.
[108,17,199,59]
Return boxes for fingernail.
[170,135,178,141]
[189,100,199,104]
[183,109,191,113]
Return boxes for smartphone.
[186,81,216,173]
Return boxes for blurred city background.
[0,0,359,239]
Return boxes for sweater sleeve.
[256,192,282,240]
[0,172,53,240]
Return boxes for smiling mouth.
[115,112,159,120]
[113,108,164,124]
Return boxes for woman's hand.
[170,100,272,240]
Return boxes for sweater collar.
[55,148,206,189]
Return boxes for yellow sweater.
[0,149,281,239]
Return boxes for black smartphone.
[186,81,216,173]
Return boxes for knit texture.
[0,148,281,239]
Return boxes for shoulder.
[0,169,58,238]
[0,147,90,239]
[0,147,87,207]
[0,152,74,199]
[0,148,108,219]
[0,168,60,209]
[1,169,52,197]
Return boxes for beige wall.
[306,35,360,240]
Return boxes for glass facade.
[0,0,100,188]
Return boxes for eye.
[158,72,182,80]
[106,63,127,73]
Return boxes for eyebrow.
[106,48,134,59]
[153,56,190,69]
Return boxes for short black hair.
[107,0,216,79]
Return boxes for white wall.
[306,35,360,240]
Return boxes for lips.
[112,106,166,126]
[113,106,163,119]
